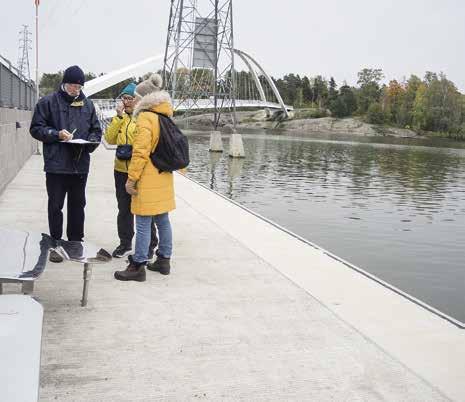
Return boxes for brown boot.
[147,256,170,275]
[114,258,146,282]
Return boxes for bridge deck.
[0,146,463,401]
[94,98,293,120]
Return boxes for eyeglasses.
[121,96,135,102]
[65,83,82,90]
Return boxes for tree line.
[273,69,465,137]
[40,68,465,137]
[39,72,136,99]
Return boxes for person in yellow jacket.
[104,82,158,259]
[114,74,175,282]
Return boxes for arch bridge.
[84,50,293,121]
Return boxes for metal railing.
[93,98,293,120]
[0,54,36,110]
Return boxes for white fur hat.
[135,73,163,97]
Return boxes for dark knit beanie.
[62,65,85,86]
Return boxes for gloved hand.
[125,179,138,195]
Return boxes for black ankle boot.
[49,249,64,263]
[114,258,146,282]
[147,256,170,275]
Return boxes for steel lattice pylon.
[17,25,32,80]
[163,0,237,129]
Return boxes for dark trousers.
[46,173,88,242]
[114,170,158,250]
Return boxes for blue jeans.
[134,213,172,263]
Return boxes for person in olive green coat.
[104,83,157,258]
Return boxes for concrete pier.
[208,130,223,152]
[0,147,464,401]
[228,132,245,158]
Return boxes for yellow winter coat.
[104,113,137,173]
[128,92,176,216]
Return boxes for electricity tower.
[163,0,237,130]
[17,25,32,80]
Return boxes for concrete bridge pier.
[228,132,245,158]
[209,130,223,152]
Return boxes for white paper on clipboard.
[60,139,100,144]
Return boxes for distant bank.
[175,110,420,138]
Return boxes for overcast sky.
[3,0,465,90]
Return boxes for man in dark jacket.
[30,65,102,262]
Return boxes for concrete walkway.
[0,146,463,401]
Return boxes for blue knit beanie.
[62,65,85,86]
[120,82,137,97]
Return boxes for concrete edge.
[174,171,465,401]
[178,172,464,329]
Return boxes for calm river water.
[185,131,465,323]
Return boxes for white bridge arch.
[84,49,292,120]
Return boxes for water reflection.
[227,157,244,199]
[186,131,465,323]
[209,152,222,190]
[0,229,53,280]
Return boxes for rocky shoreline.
[175,110,419,138]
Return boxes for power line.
[70,0,88,18]
[41,0,60,22]
[40,0,74,33]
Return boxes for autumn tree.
[383,80,406,125]
[356,68,384,114]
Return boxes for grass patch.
[293,108,328,119]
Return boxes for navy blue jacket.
[30,90,102,174]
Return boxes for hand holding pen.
[58,128,76,141]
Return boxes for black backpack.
[149,112,189,173]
